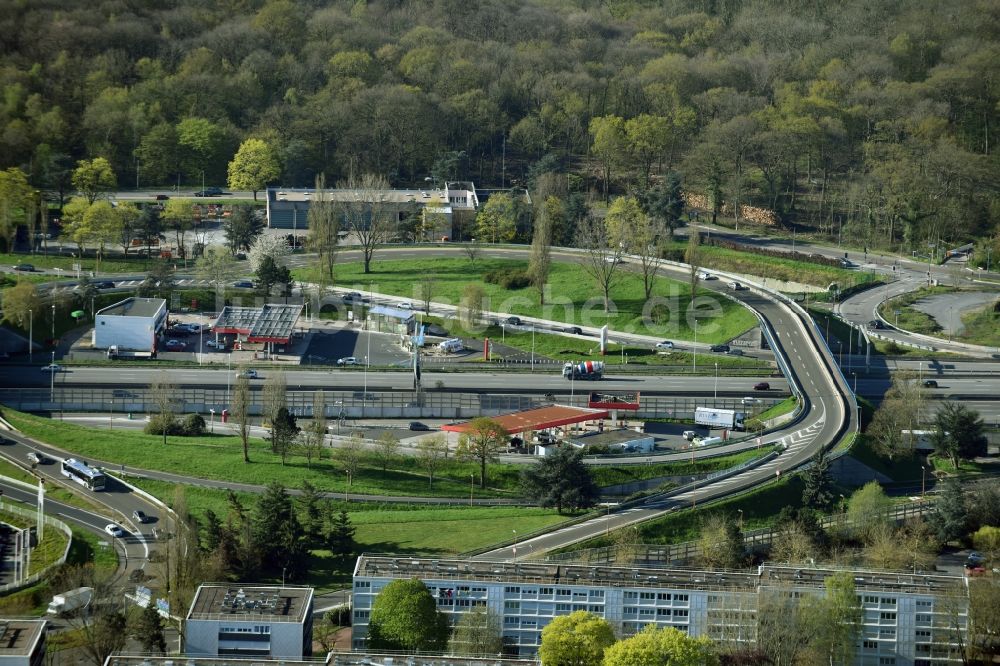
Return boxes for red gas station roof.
[442,405,609,435]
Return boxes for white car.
[205,339,223,349]
[698,271,714,280]
[164,339,185,349]
[104,524,124,538]
[397,302,412,310]
[238,369,258,379]
[728,281,743,290]
[682,430,697,441]
[41,364,63,373]
[337,357,360,366]
[655,341,674,350]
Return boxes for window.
[880,597,896,606]
[879,628,896,639]
[623,608,637,616]
[624,592,638,600]
[540,587,553,595]
[589,606,602,613]
[354,610,370,621]
[505,586,520,594]
[354,581,370,589]
[880,612,896,621]
[916,600,932,608]
[673,610,689,618]
[879,658,896,665]
[916,614,931,623]
[863,640,878,649]
[656,609,671,616]
[640,592,655,600]
[864,595,878,604]
[557,589,571,597]
[915,630,931,639]
[589,590,605,598]
[556,604,571,612]
[504,617,518,626]
[504,602,520,611]
[657,593,671,601]
[640,609,655,617]
[675,594,689,602]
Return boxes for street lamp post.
[28,309,32,363]
[49,351,55,402]
[692,320,697,372]
[109,400,113,430]
[714,363,718,400]
[51,304,55,341]
[512,529,517,561]
[209,408,215,433]
[470,474,474,506]
[921,465,926,498]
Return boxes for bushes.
[144,413,207,436]
[483,268,530,289]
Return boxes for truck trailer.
[562,360,604,380]
[694,407,746,430]
[47,587,93,615]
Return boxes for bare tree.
[53,565,128,665]
[375,431,400,472]
[337,173,395,273]
[463,240,482,266]
[575,214,622,312]
[308,173,340,287]
[528,201,553,305]
[300,390,327,467]
[335,435,364,487]
[460,283,486,329]
[149,371,176,446]
[231,371,252,463]
[262,369,287,431]
[869,372,924,460]
[685,229,702,297]
[416,434,448,486]
[417,277,435,315]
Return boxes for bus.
[60,458,107,491]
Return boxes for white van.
[698,436,724,447]
[438,338,464,353]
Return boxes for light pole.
[470,474,474,506]
[209,408,215,433]
[921,465,926,498]
[28,309,32,363]
[714,363,718,400]
[109,400,113,430]
[512,529,517,561]
[531,326,535,372]
[51,303,55,341]
[692,319,697,372]
[49,351,55,402]
[226,354,231,404]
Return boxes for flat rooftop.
[105,657,327,666]
[0,619,45,656]
[187,585,313,623]
[355,555,966,597]
[442,405,609,435]
[212,304,301,343]
[268,184,478,208]
[97,297,165,318]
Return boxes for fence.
[0,497,74,595]
[543,500,931,567]
[0,388,784,422]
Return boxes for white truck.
[438,338,464,353]
[47,587,93,615]
[107,345,154,359]
[695,407,746,430]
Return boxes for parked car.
[682,430,697,441]
[923,379,938,388]
[655,340,674,350]
[727,348,744,356]
[867,319,883,330]
[753,382,771,391]
[205,339,223,349]
[505,316,522,326]
[396,301,413,310]
[710,344,730,353]
[41,363,63,373]
[238,369,258,379]
[164,339,185,350]
[741,397,758,405]
[132,510,149,524]
[408,421,430,431]
[337,357,360,366]
[342,292,363,302]
[104,524,124,538]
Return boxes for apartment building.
[352,555,968,665]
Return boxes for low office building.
[352,555,968,665]
[0,619,46,666]
[92,297,167,353]
[185,584,314,659]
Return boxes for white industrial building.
[185,584,314,659]
[352,555,968,664]
[92,298,167,353]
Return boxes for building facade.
[92,297,167,352]
[351,556,968,665]
[185,585,314,659]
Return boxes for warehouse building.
[92,297,167,353]
[185,584,314,659]
[352,555,968,664]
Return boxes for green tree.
[367,578,449,652]
[71,157,116,204]
[262,368,288,435]
[930,476,967,544]
[589,115,626,199]
[847,481,893,543]
[538,610,615,666]
[255,255,292,298]
[698,513,745,569]
[475,192,519,244]
[460,282,486,328]
[972,526,1000,562]
[176,116,228,183]
[130,603,166,654]
[932,402,988,470]
[269,406,299,465]
[456,417,508,488]
[797,573,863,666]
[448,607,504,657]
[254,481,308,579]
[602,624,719,666]
[606,195,661,298]
[231,371,251,463]
[800,452,835,510]
[375,431,400,472]
[520,446,598,513]
[227,138,280,200]
[416,434,449,486]
[223,205,263,255]
[1,282,38,329]
[624,114,672,186]
[297,480,324,547]
[115,202,141,258]
[642,171,685,238]
[325,509,356,562]
[0,167,32,253]
[135,123,181,186]
[869,373,925,460]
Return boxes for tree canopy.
[520,446,599,513]
[602,625,719,666]
[538,610,616,666]
[367,578,449,652]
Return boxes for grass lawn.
[957,300,1000,347]
[877,286,953,335]
[4,408,774,499]
[754,397,797,421]
[678,242,872,290]
[0,252,156,275]
[130,476,571,590]
[848,435,925,482]
[297,258,757,344]
[0,508,70,575]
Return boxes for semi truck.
[107,345,154,359]
[562,360,604,380]
[695,407,746,430]
[47,587,93,615]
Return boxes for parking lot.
[302,327,411,367]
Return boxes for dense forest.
[0,0,997,252]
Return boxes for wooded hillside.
[0,0,997,251]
